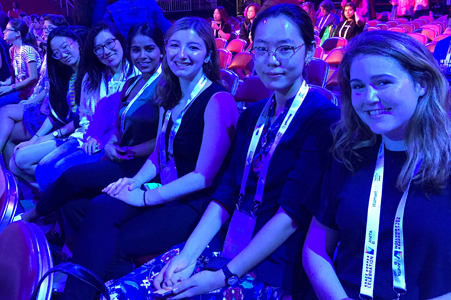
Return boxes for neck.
[274,77,303,111]
[250,18,254,23]
[179,68,204,99]
[109,60,124,78]
[142,66,158,82]
[347,18,353,21]
[71,56,80,73]
[382,135,406,151]
[12,39,23,47]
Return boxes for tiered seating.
[215,38,227,50]
[305,58,329,87]
[226,39,247,54]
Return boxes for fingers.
[162,260,179,288]
[170,278,197,299]
[102,178,126,194]
[154,263,169,290]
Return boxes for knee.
[14,149,32,170]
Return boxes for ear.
[304,41,316,65]
[204,50,212,64]
[415,80,427,97]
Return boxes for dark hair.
[320,0,335,14]
[251,4,314,50]
[78,21,132,104]
[342,2,357,19]
[12,1,20,9]
[30,14,39,23]
[47,26,86,123]
[43,14,68,27]
[336,31,451,191]
[19,12,27,18]
[40,14,49,21]
[155,17,220,110]
[247,3,261,16]
[128,22,165,56]
[8,19,38,50]
[215,6,229,24]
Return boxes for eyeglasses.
[253,44,305,61]
[52,41,75,60]
[93,38,117,56]
[43,25,57,32]
[3,28,17,33]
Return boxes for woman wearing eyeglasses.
[0,19,41,108]
[102,5,339,300]
[11,21,138,190]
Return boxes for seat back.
[421,27,438,41]
[314,35,321,46]
[388,27,408,33]
[314,45,325,59]
[367,26,381,31]
[305,58,330,87]
[234,76,272,103]
[324,47,346,68]
[367,20,380,27]
[394,18,408,24]
[423,24,442,35]
[419,15,434,22]
[215,38,227,50]
[219,69,240,95]
[226,39,247,53]
[0,168,18,233]
[415,18,428,25]
[375,23,389,30]
[399,23,414,33]
[227,52,254,80]
[431,21,446,32]
[309,85,339,107]
[433,34,451,42]
[0,221,53,300]
[218,48,232,69]
[409,21,421,30]
[321,37,348,52]
[426,41,437,52]
[387,20,399,28]
[407,33,428,45]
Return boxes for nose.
[178,46,188,59]
[266,51,281,67]
[140,49,147,59]
[103,46,113,56]
[364,84,379,104]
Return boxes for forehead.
[169,29,204,44]
[51,36,73,49]
[254,16,304,43]
[95,30,115,45]
[350,54,406,79]
[43,20,54,26]
[131,34,156,46]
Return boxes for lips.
[174,61,191,68]
[367,108,391,116]
[266,72,284,77]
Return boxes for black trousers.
[58,167,205,300]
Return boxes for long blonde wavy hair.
[335,31,451,192]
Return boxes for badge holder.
[160,155,178,185]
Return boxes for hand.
[19,100,29,105]
[170,270,226,299]
[211,22,220,30]
[104,144,134,162]
[154,252,197,290]
[82,136,100,155]
[14,138,37,152]
[102,177,142,196]
[0,86,13,96]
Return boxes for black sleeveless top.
[164,82,232,212]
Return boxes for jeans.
[0,91,20,108]
[35,138,103,191]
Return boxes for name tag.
[222,209,256,259]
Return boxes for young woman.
[212,6,232,41]
[102,5,340,300]
[0,19,41,108]
[12,21,137,190]
[29,14,43,41]
[239,3,260,46]
[316,0,340,36]
[303,31,451,299]
[301,2,317,27]
[7,1,22,19]
[333,2,365,41]
[341,0,370,21]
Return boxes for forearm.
[128,138,156,157]
[133,151,159,185]
[227,207,298,277]
[182,201,230,260]
[35,117,54,137]
[59,121,75,136]
[219,30,231,40]
[14,76,38,91]
[26,89,46,104]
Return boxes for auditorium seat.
[367,26,381,31]
[409,21,422,30]
[226,39,247,54]
[305,58,329,87]
[388,27,408,34]
[423,24,442,35]
[387,21,399,28]
[234,76,272,103]
[414,18,428,25]
[408,33,428,45]
[0,167,18,234]
[314,46,325,59]
[394,18,408,24]
[215,38,227,50]
[218,48,232,69]
[227,52,254,80]
[433,34,451,42]
[399,24,414,33]
[219,69,240,95]
[426,42,437,52]
[324,47,346,68]
[321,37,348,53]
[314,35,321,46]
[367,20,380,27]
[419,15,434,23]
[421,28,438,41]
[309,85,339,107]
[0,221,53,300]
[375,23,389,30]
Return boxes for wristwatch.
[221,265,239,286]
[52,131,59,138]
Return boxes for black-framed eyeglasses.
[253,44,305,61]
[52,41,76,60]
[93,38,117,56]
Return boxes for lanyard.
[14,46,22,79]
[159,74,209,170]
[360,142,422,300]
[339,20,353,38]
[319,13,331,31]
[121,66,161,133]
[238,80,309,215]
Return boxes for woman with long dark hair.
[212,6,232,40]
[0,19,41,108]
[334,2,365,40]
[239,3,260,46]
[303,31,451,299]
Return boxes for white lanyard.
[339,20,353,38]
[239,80,309,214]
[360,142,422,300]
[319,13,331,31]
[159,74,209,170]
[121,65,161,133]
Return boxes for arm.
[15,60,38,90]
[219,24,232,41]
[303,217,348,300]
[21,88,46,104]
[355,12,365,27]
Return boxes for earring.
[160,54,163,59]
[204,58,210,64]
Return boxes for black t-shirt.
[333,19,364,40]
[312,143,451,299]
[214,22,232,38]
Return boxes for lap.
[0,103,24,121]
[38,138,80,167]
[14,139,57,165]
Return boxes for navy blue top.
[433,35,451,84]
[310,143,451,299]
[212,90,340,292]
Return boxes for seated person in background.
[333,2,365,40]
[7,2,22,19]
[391,0,413,20]
[303,31,451,299]
[102,5,340,300]
[212,6,232,41]
[413,0,429,18]
[341,0,369,21]
[30,14,43,42]
[0,19,41,108]
[433,12,451,84]
[316,0,340,37]
[301,2,317,27]
[104,0,171,39]
[239,3,260,46]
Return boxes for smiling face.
[130,34,161,75]
[166,28,209,81]
[94,30,124,70]
[350,55,425,141]
[344,5,355,20]
[253,16,312,94]
[51,36,80,68]
[213,9,221,22]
